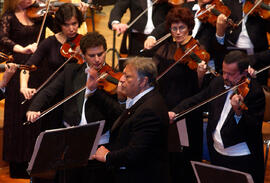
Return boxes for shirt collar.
[126,86,154,109]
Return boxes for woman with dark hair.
[153,6,208,183]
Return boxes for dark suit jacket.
[28,63,117,132]
[91,89,170,183]
[108,0,171,33]
[173,76,265,181]
[0,89,5,100]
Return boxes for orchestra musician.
[169,50,265,183]
[26,31,118,183]
[152,6,208,183]
[214,0,270,85]
[0,0,87,179]
[108,0,171,56]
[0,0,55,178]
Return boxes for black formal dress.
[0,10,55,178]
[91,88,170,183]
[173,77,265,183]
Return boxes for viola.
[60,34,84,64]
[173,37,210,71]
[26,0,103,19]
[197,0,237,28]
[97,65,123,95]
[243,0,270,20]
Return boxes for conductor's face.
[120,64,142,99]
[84,45,106,71]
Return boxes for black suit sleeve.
[108,0,130,29]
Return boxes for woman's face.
[61,16,79,39]
[170,21,189,44]
[17,0,34,9]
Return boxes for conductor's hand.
[26,111,41,123]
[112,23,128,34]
[20,87,37,100]
[91,145,109,162]
[168,111,176,124]
[86,68,98,91]
[144,37,156,50]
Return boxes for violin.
[243,0,270,20]
[97,65,123,95]
[60,34,84,64]
[174,37,210,71]
[197,0,237,28]
[230,77,250,110]
[27,0,103,19]
[0,52,37,71]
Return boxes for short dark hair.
[223,50,250,74]
[166,6,195,34]
[80,32,107,54]
[125,57,157,87]
[54,3,84,32]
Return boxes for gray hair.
[124,57,157,86]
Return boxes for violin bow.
[23,73,108,125]
[21,55,75,104]
[36,0,52,45]
[156,43,198,80]
[117,0,158,36]
[173,64,270,122]
[237,0,262,27]
[140,33,172,53]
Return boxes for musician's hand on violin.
[216,14,228,37]
[248,65,256,78]
[168,111,176,124]
[78,2,89,15]
[0,63,17,88]
[231,94,244,116]
[26,111,41,123]
[144,37,157,50]
[197,61,207,79]
[20,87,37,100]
[86,68,98,91]
[112,23,128,34]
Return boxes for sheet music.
[89,120,105,159]
[176,118,189,147]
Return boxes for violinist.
[214,0,270,85]
[169,50,265,183]
[152,6,208,183]
[0,0,55,179]
[108,0,171,56]
[26,32,119,183]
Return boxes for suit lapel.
[111,89,156,132]
[141,0,147,10]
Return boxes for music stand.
[191,161,254,183]
[27,120,105,179]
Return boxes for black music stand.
[27,120,105,179]
[191,161,254,183]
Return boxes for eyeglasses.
[170,25,187,33]
[88,51,105,58]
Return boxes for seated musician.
[169,50,265,183]
[26,32,119,183]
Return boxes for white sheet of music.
[176,118,189,147]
